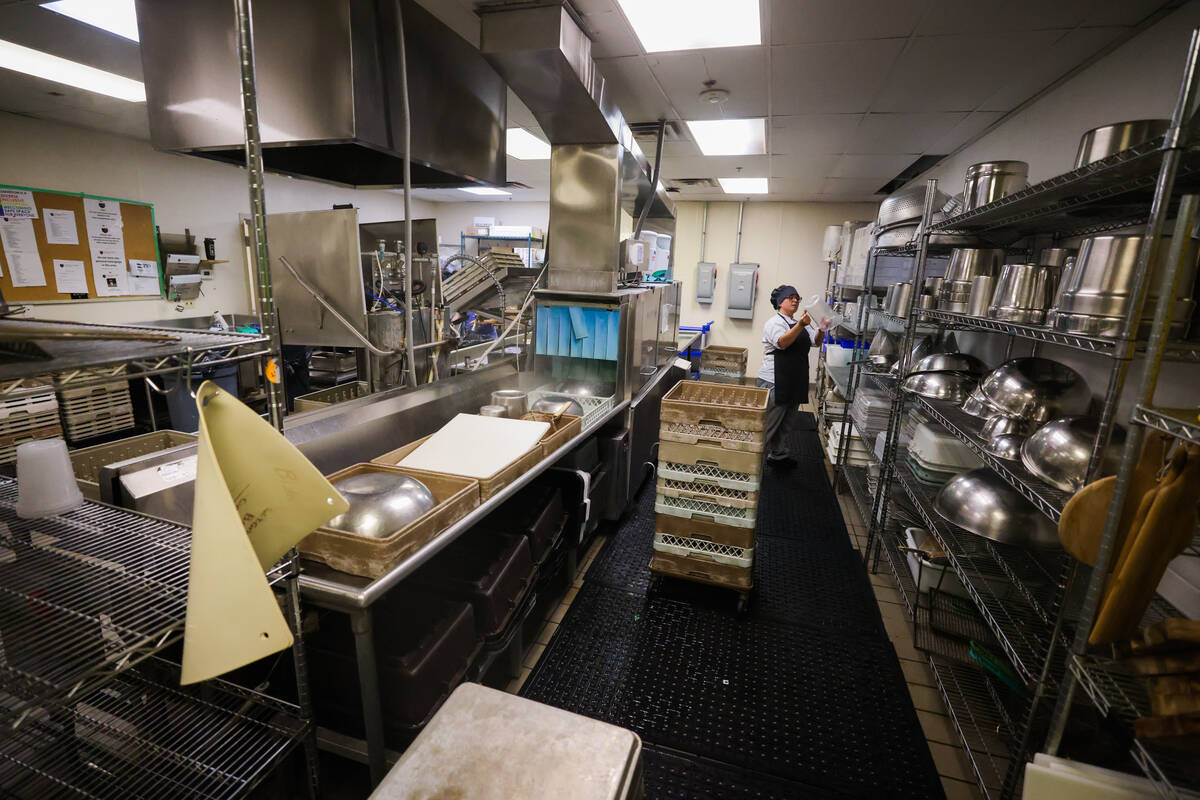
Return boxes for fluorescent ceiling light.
[616,0,760,52]
[506,128,551,160]
[41,0,139,42]
[459,187,512,196]
[719,177,768,194]
[686,118,765,156]
[0,39,144,101]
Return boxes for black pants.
[757,379,799,460]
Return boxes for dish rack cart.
[648,379,768,611]
[834,30,1200,800]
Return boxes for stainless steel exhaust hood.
[134,0,507,188]
[480,3,674,292]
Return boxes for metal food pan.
[70,430,197,500]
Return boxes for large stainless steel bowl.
[1020,417,1125,493]
[877,184,950,229]
[909,353,987,376]
[902,371,978,402]
[984,434,1025,461]
[980,358,1091,423]
[935,468,1058,547]
[961,386,1003,418]
[1074,119,1169,168]
[326,472,436,539]
[981,414,1036,440]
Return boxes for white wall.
[0,112,436,325]
[907,3,1200,193]
[672,200,879,380]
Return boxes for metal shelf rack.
[0,320,269,394]
[0,659,305,799]
[1131,404,1200,445]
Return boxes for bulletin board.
[0,184,163,303]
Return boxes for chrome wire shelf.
[0,320,269,394]
[842,464,875,530]
[1132,404,1200,445]
[894,460,1060,685]
[876,521,1016,800]
[0,478,289,726]
[1069,653,1200,797]
[931,136,1200,236]
[915,397,1073,523]
[0,660,306,800]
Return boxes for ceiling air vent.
[667,177,720,190]
[629,120,688,143]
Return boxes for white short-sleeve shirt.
[757,312,818,384]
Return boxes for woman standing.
[757,285,823,466]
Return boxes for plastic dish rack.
[657,477,757,508]
[659,421,764,452]
[0,388,62,464]
[529,386,613,428]
[653,533,753,567]
[655,493,756,528]
[657,460,760,492]
[58,380,134,443]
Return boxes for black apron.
[772,313,812,406]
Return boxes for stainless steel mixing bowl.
[909,353,987,376]
[531,395,584,417]
[961,386,1003,418]
[979,358,1091,423]
[980,414,1036,440]
[984,434,1025,461]
[901,371,978,402]
[1074,119,1170,168]
[934,468,1058,547]
[326,472,436,539]
[1020,416,1125,493]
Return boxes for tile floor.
[505,406,984,800]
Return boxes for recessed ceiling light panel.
[686,118,765,156]
[459,187,512,196]
[41,0,140,42]
[718,177,768,194]
[0,38,145,101]
[506,128,551,160]
[616,0,760,53]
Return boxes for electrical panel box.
[726,263,757,319]
[696,261,716,304]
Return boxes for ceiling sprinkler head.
[699,82,729,104]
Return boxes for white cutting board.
[397,413,550,479]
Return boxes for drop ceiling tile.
[915,0,1093,35]
[771,114,864,154]
[821,176,891,196]
[844,112,967,153]
[1085,0,1174,26]
[580,7,643,58]
[649,47,769,119]
[659,154,771,179]
[769,154,841,179]
[768,176,828,195]
[772,39,907,114]
[769,0,932,43]
[831,153,920,179]
[595,56,673,123]
[977,26,1128,111]
[925,110,1006,154]
[870,30,1065,112]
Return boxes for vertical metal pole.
[734,201,745,263]
[234,0,284,431]
[393,0,418,389]
[1046,28,1200,752]
[351,609,388,785]
[234,3,317,796]
[700,202,709,262]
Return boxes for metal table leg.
[350,608,387,785]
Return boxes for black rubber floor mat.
[795,410,818,431]
[643,745,849,800]
[524,584,944,799]
[749,535,882,634]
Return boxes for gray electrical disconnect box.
[696,261,716,304]
[726,263,757,319]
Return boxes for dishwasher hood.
[134,0,507,189]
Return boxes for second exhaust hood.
[134,0,507,189]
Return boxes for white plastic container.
[15,438,85,518]
[804,295,843,330]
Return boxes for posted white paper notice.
[92,262,128,297]
[83,197,121,227]
[43,208,79,245]
[0,189,37,219]
[53,259,88,294]
[129,276,161,296]
[0,217,45,286]
[128,258,158,278]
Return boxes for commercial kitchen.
[0,0,1198,798]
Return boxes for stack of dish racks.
[650,379,769,611]
[698,345,748,384]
